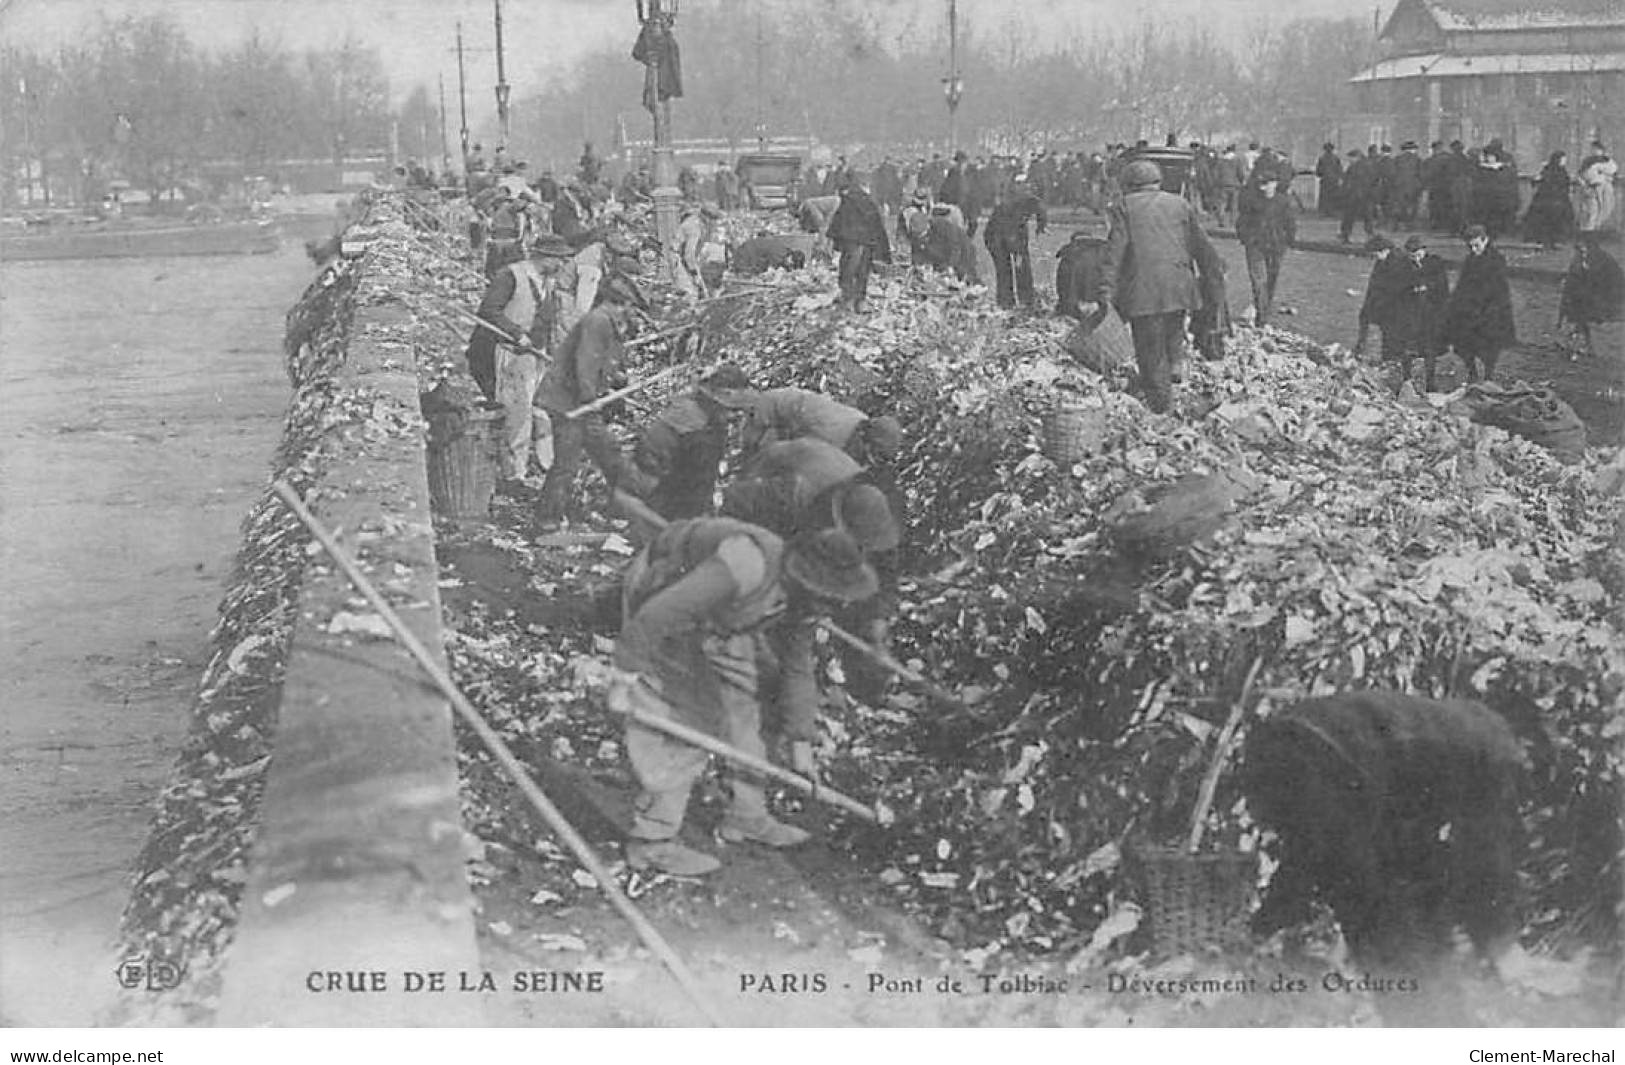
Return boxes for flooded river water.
[0,232,327,1025]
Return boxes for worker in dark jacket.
[609,520,877,875]
[1236,172,1296,327]
[534,279,641,523]
[1339,149,1376,243]
[905,210,980,283]
[1087,159,1219,413]
[983,174,1048,310]
[622,365,757,534]
[1443,225,1515,382]
[936,151,984,238]
[1388,235,1451,393]
[827,181,892,313]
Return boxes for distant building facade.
[1349,0,1623,170]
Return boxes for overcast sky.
[1,0,1392,105]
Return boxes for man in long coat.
[982,174,1047,309]
[1443,224,1515,382]
[1388,235,1451,393]
[827,181,892,313]
[1314,143,1343,217]
[1088,160,1218,414]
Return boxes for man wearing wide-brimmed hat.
[620,363,759,532]
[610,522,879,875]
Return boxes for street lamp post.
[942,0,962,152]
[637,0,681,282]
[494,0,511,148]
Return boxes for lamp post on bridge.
[635,0,681,282]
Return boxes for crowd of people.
[454,127,1620,444]
[1314,137,1619,248]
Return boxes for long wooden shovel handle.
[563,363,691,420]
[818,621,973,713]
[270,481,728,1027]
[1185,656,1263,853]
[441,302,530,348]
[609,688,882,825]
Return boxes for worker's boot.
[719,784,811,848]
[625,838,721,877]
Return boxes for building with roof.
[1349,0,1622,171]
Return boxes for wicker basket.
[1043,403,1107,464]
[425,408,503,519]
[1131,845,1256,956]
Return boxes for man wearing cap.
[468,236,580,489]
[620,365,758,534]
[983,174,1049,310]
[609,520,878,875]
[1388,234,1451,392]
[1236,170,1296,327]
[1087,159,1218,414]
[534,280,642,523]
[1444,225,1514,383]
[828,180,892,313]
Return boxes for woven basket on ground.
[1064,308,1134,374]
[1043,403,1108,464]
[1130,845,1256,956]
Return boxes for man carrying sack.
[608,520,879,876]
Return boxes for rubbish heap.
[400,195,1620,966]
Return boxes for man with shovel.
[609,521,879,875]
[534,276,646,525]
[467,235,578,492]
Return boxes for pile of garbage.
[389,194,1619,970]
[671,255,1625,961]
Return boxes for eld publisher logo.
[115,956,183,991]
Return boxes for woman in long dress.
[1577,141,1618,234]
[1521,152,1576,248]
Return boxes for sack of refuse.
[1456,380,1587,463]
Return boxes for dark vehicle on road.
[737,153,802,209]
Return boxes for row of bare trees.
[511,3,1373,168]
[0,15,394,208]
